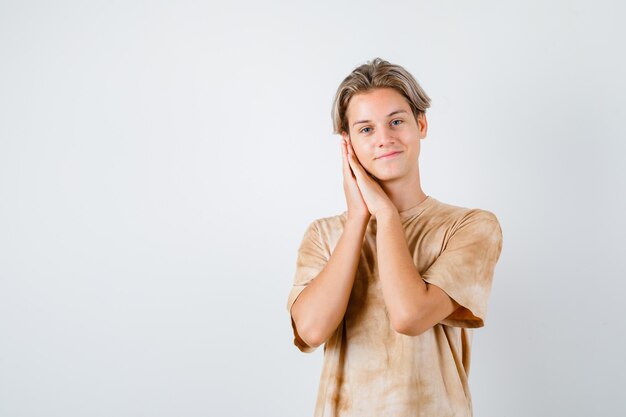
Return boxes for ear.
[417,113,428,139]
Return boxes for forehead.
[346,88,411,120]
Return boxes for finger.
[346,138,363,169]
[342,140,356,180]
[346,138,375,179]
[347,136,357,158]
[345,137,370,181]
[347,155,368,188]
[346,144,367,182]
[349,153,380,194]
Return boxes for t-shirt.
[285,196,503,417]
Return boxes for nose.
[375,125,397,147]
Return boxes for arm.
[291,216,368,348]
[375,208,460,336]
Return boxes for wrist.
[375,210,400,225]
[346,214,370,227]
[374,205,399,220]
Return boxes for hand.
[345,136,397,218]
[341,136,370,222]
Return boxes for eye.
[360,127,372,134]
[391,119,403,126]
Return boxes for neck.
[377,164,427,212]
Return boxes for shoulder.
[429,198,500,224]
[307,211,349,232]
[300,211,350,251]
[422,199,503,261]
[425,198,502,241]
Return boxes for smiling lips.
[376,151,402,160]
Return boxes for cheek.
[354,148,372,167]
[352,141,369,157]
[349,143,363,159]
[360,158,376,176]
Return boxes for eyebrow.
[352,110,408,127]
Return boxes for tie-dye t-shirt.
[286,196,503,417]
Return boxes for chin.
[371,172,401,182]
[374,165,406,178]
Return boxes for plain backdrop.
[1,1,625,416]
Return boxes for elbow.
[291,298,334,349]
[300,327,322,349]
[392,312,428,337]
[302,318,338,348]
[305,335,324,349]
[395,323,428,337]
[394,321,427,337]
[297,319,325,349]
[304,331,329,350]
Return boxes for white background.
[1,1,625,416]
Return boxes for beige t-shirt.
[286,196,503,417]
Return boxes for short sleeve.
[286,220,329,353]
[421,211,503,328]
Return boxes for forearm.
[292,217,369,347]
[375,209,427,331]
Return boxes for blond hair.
[331,57,431,135]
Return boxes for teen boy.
[286,58,503,417]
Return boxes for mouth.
[376,151,402,160]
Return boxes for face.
[343,87,427,182]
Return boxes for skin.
[343,87,459,335]
[341,87,427,216]
[291,87,459,348]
